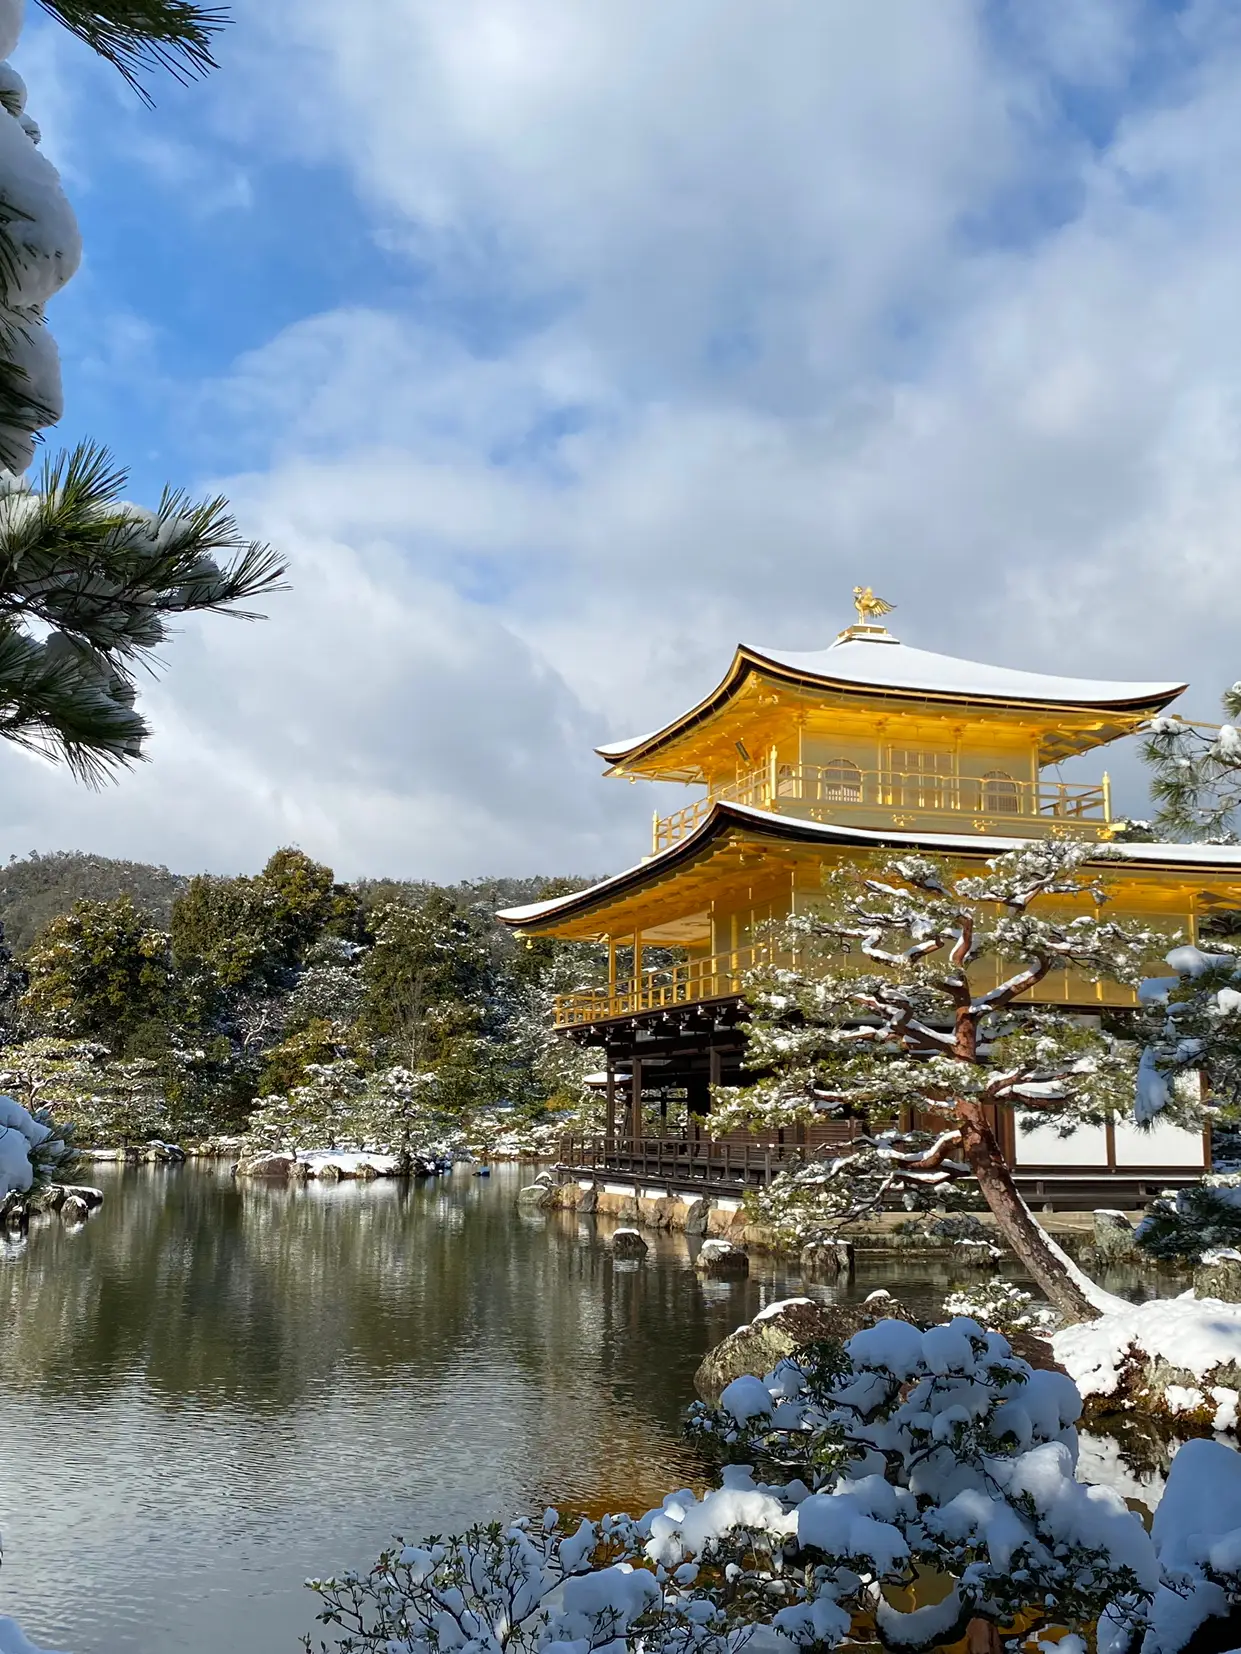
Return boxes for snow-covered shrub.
[302,1515,735,1654]
[0,1036,173,1147]
[307,1321,1159,1654]
[242,1060,463,1168]
[1136,1175,1241,1262]
[942,1279,1059,1335]
[0,1091,69,1196]
[1127,1436,1241,1654]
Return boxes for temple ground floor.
[563,996,1211,1212]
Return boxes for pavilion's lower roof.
[496,801,1241,936]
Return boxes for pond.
[0,1162,1175,1653]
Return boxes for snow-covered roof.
[596,633,1186,763]
[756,636,1184,708]
[495,800,1241,930]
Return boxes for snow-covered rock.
[951,1237,1002,1269]
[693,1295,919,1405]
[609,1227,648,1259]
[1093,1209,1138,1263]
[234,1152,298,1180]
[695,1238,749,1276]
[1195,1254,1241,1302]
[1053,1295,1241,1430]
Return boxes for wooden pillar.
[605,1058,617,1149]
[709,1045,722,1090]
[630,1057,644,1145]
[607,934,616,1003]
[633,929,643,1008]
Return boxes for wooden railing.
[552,938,1151,1027]
[558,1133,811,1186]
[554,942,775,1027]
[652,764,1111,852]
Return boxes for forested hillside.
[0,849,603,1155]
[0,852,189,952]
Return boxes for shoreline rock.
[696,1238,749,1276]
[693,1295,921,1405]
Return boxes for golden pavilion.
[498,598,1234,1200]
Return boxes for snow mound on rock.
[1053,1294,1241,1430]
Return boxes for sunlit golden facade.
[501,617,1241,1042]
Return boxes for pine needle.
[34,1,228,103]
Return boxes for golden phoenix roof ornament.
[852,586,895,624]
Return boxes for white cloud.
[8,0,1241,875]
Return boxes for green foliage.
[359,894,490,1051]
[171,848,356,996]
[1136,1176,1241,1262]
[258,1018,349,1097]
[243,1061,462,1166]
[1,851,601,1150]
[20,894,171,1052]
[0,1035,172,1146]
[1142,689,1241,842]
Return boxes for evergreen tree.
[1143,683,1241,841]
[1131,940,1241,1261]
[20,893,171,1052]
[172,848,354,999]
[36,2,223,99]
[359,893,491,1065]
[719,842,1169,1321]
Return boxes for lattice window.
[822,757,862,801]
[887,749,954,809]
[982,770,1020,813]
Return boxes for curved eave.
[496,801,1241,936]
[595,646,1186,773]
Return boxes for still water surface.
[0,1163,1078,1652]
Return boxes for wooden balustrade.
[651,764,1111,853]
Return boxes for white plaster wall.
[1012,1115,1206,1170]
[1013,1118,1109,1168]
[1113,1119,1206,1169]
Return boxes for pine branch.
[34,1,227,103]
[0,440,287,779]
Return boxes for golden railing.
[552,939,1146,1028]
[651,764,1111,853]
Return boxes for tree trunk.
[954,1099,1099,1324]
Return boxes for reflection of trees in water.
[0,1166,718,1508]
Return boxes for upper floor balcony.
[650,761,1112,855]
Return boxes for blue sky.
[3,0,1241,878]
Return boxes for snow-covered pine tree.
[0,2,284,780]
[714,842,1170,1322]
[1130,941,1241,1261]
[1143,681,1241,841]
